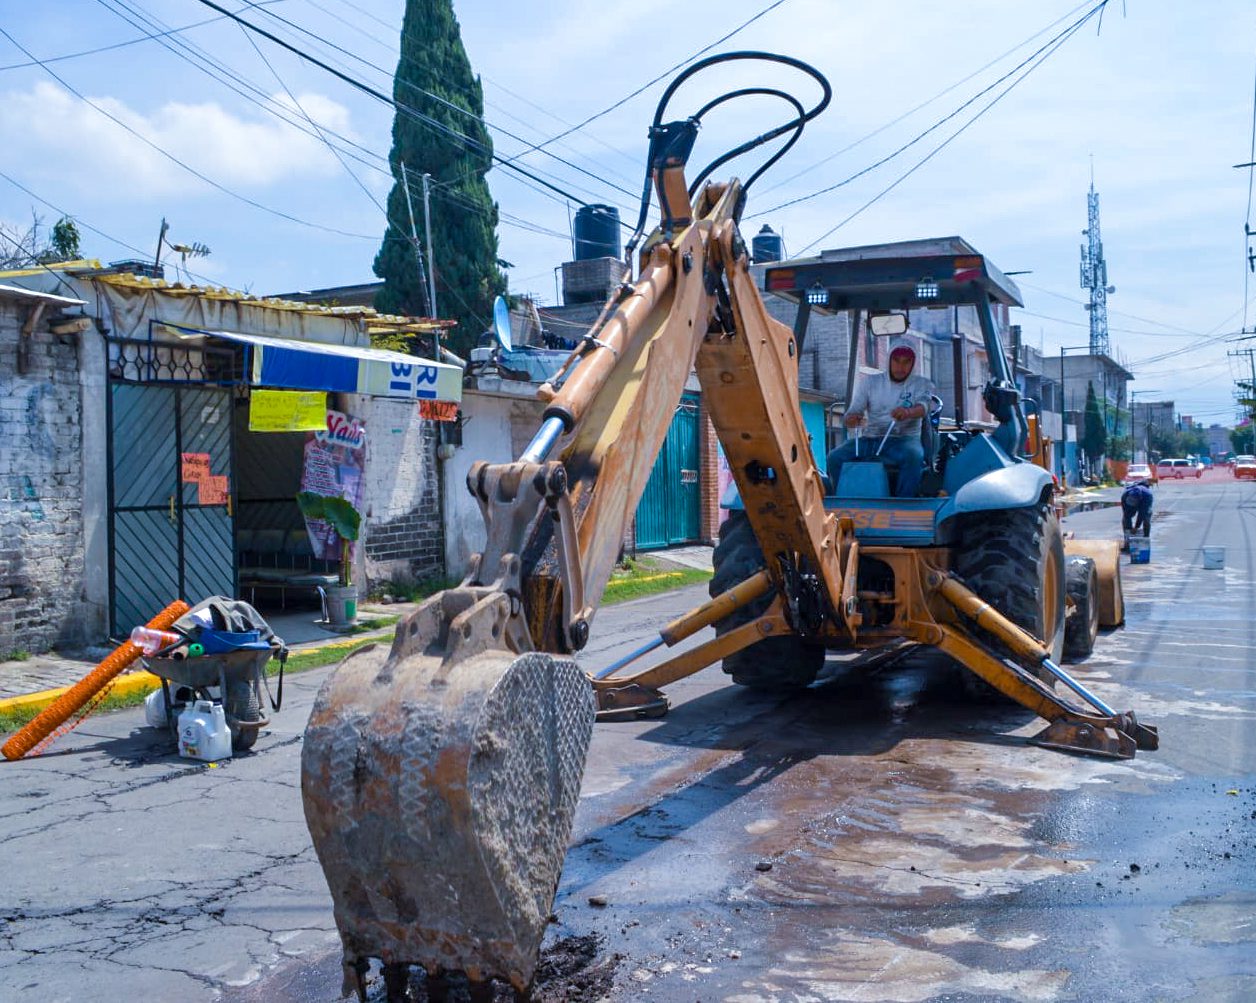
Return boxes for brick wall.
[358,397,444,589]
[0,298,91,654]
[699,408,720,545]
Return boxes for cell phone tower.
[1079,174,1114,355]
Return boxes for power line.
[759,0,1111,223]
[793,2,1108,256]
[755,0,1095,197]
[233,0,641,204]
[0,24,379,240]
[0,2,285,71]
[191,0,625,214]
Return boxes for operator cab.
[755,237,1044,547]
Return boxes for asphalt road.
[1,473,1253,1002]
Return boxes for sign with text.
[419,399,459,423]
[181,452,211,484]
[301,409,366,561]
[248,389,327,432]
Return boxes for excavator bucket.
[301,592,595,999]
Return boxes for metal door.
[108,381,235,634]
[635,395,700,550]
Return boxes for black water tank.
[752,224,784,263]
[573,204,621,260]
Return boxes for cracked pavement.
[0,669,340,1002]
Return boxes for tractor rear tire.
[710,511,825,691]
[953,500,1066,699]
[1063,556,1100,662]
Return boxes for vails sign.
[316,410,366,449]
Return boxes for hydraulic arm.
[300,53,1154,1002]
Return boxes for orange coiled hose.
[2,599,189,761]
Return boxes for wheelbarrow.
[146,647,277,751]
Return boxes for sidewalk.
[0,602,416,711]
[1,542,715,711]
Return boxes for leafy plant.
[296,491,362,587]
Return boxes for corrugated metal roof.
[0,259,448,334]
[0,283,86,307]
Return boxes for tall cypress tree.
[372,0,505,355]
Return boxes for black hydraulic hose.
[623,51,831,262]
[687,88,806,198]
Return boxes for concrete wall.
[357,396,445,590]
[0,297,103,654]
[441,387,546,581]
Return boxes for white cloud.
[0,81,357,197]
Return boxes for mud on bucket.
[1202,546,1225,570]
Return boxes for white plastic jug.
[178,700,233,762]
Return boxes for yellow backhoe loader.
[300,53,1155,1002]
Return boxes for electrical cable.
[755,0,1095,197]
[793,2,1106,256]
[0,25,378,240]
[191,0,628,214]
[622,51,830,262]
[0,2,285,71]
[1241,44,1256,331]
[232,0,641,203]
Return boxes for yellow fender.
[1063,538,1125,627]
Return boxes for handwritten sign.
[419,400,459,422]
[249,390,327,432]
[181,453,210,484]
[199,475,230,506]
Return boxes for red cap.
[890,344,916,361]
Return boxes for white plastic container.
[177,700,233,762]
[1202,546,1225,570]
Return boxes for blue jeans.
[827,435,925,498]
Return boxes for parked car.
[1235,455,1256,481]
[1122,463,1154,485]
[1155,458,1202,479]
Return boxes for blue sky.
[2,1,1254,424]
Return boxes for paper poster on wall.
[199,475,230,506]
[249,389,328,432]
[300,409,366,561]
[418,399,459,422]
[181,453,211,483]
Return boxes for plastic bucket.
[1129,536,1150,564]
[1202,546,1225,570]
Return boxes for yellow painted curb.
[0,634,389,718]
[0,669,164,717]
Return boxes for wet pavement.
[2,478,1253,1001]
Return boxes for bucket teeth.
[302,641,595,995]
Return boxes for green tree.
[1082,380,1107,474]
[1231,423,1254,455]
[372,0,505,356]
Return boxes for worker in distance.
[827,340,937,498]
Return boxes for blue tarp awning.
[161,323,462,402]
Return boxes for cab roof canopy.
[763,236,1023,312]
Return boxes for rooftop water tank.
[573,204,621,261]
[752,225,784,263]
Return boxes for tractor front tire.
[954,500,1066,698]
[1063,556,1100,662]
[710,511,824,691]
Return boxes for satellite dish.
[492,295,513,352]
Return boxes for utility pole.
[399,162,432,318]
[422,173,437,324]
[1080,171,1113,356]
[1230,345,1256,420]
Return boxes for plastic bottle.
[130,626,181,655]
[177,700,232,762]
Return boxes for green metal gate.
[106,338,238,635]
[635,394,700,550]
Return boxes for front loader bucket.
[302,631,595,998]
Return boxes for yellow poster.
[249,390,328,432]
